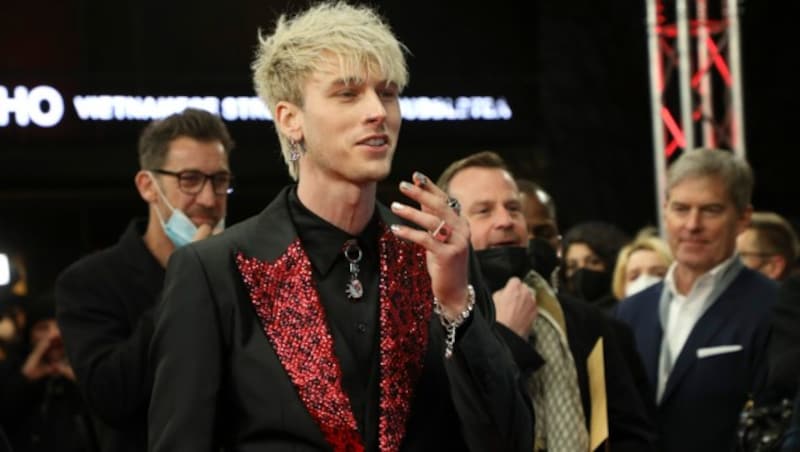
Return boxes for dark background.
[0,0,794,295]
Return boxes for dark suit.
[766,273,800,402]
[148,187,533,452]
[501,293,657,451]
[616,264,777,452]
[55,220,164,452]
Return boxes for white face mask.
[625,273,663,298]
[148,172,224,248]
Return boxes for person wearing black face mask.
[476,238,561,296]
[439,152,657,452]
[560,222,630,314]
[566,268,614,305]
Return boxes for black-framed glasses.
[151,169,234,195]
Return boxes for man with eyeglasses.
[736,211,800,281]
[54,108,234,452]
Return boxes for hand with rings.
[431,219,454,243]
[389,171,471,315]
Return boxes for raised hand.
[389,171,471,317]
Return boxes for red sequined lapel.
[237,240,363,451]
[236,224,432,452]
[377,225,432,452]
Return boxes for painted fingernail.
[400,181,413,191]
[390,224,402,233]
[413,172,428,186]
[391,202,406,210]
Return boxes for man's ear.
[765,256,787,280]
[736,204,754,235]
[274,100,303,140]
[135,170,158,204]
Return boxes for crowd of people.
[1,2,799,451]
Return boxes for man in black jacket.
[55,108,234,452]
[146,3,534,451]
[439,151,657,452]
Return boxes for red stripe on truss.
[706,38,732,86]
[661,107,686,147]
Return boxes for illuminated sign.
[0,85,65,128]
[0,253,10,286]
[0,84,512,128]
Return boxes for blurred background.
[0,0,793,295]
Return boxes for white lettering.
[0,85,64,127]
[0,86,30,126]
[496,97,513,119]
[220,96,271,121]
[221,96,238,121]
[398,96,513,121]
[27,86,64,127]
[6,84,512,128]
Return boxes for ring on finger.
[431,219,453,243]
[447,197,461,215]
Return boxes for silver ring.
[447,197,461,215]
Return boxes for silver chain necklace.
[343,239,364,300]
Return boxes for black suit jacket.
[766,273,800,402]
[616,266,777,452]
[148,187,533,452]
[560,295,657,451]
[55,220,164,452]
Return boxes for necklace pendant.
[346,278,364,300]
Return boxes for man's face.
[154,136,229,228]
[664,175,750,274]
[448,167,527,251]
[736,228,781,278]
[520,191,560,251]
[293,55,402,185]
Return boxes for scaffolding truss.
[646,0,746,233]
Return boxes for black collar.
[287,186,379,277]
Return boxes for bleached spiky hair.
[252,2,409,180]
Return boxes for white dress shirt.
[656,255,738,401]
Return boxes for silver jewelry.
[433,284,476,358]
[289,139,301,161]
[343,239,364,300]
[447,197,461,215]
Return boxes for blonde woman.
[613,234,673,300]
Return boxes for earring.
[289,139,300,161]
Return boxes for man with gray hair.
[616,149,778,452]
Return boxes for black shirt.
[287,187,381,447]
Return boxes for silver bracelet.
[433,284,476,358]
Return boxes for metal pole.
[697,0,715,147]
[726,0,747,158]
[676,0,695,153]
[646,0,668,236]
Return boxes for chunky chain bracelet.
[433,284,476,358]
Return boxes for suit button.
[357,322,367,334]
